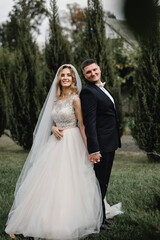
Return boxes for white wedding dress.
[5,95,103,240]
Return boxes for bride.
[5,64,103,240]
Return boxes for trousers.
[94,151,115,222]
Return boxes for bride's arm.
[73,96,87,149]
[52,122,64,140]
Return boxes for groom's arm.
[80,89,100,154]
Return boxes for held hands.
[89,153,101,164]
[52,126,64,140]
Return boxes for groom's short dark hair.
[81,59,98,72]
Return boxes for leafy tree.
[65,3,87,43]
[111,38,138,116]
[0,0,47,50]
[61,4,116,47]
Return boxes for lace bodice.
[51,95,78,128]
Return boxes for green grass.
[0,135,160,240]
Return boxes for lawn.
[0,135,160,240]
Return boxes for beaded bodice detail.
[51,95,78,128]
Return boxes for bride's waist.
[56,125,78,130]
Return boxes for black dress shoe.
[104,218,114,225]
[100,224,111,231]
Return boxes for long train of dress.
[5,128,103,240]
[5,95,123,240]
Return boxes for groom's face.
[83,63,101,84]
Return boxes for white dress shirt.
[96,82,115,107]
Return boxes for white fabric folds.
[5,128,103,239]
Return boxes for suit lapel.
[93,84,115,103]
[103,86,115,100]
[86,82,117,111]
[103,86,119,111]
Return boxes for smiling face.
[60,67,73,88]
[83,63,101,84]
[56,65,78,99]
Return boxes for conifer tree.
[44,0,72,89]
[0,47,12,133]
[8,0,45,149]
[9,30,40,149]
[75,0,124,136]
[0,78,6,136]
[131,0,160,161]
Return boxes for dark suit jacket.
[80,82,121,154]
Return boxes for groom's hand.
[89,153,101,164]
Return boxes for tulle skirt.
[5,127,103,240]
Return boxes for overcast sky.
[0,0,125,44]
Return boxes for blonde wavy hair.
[56,65,79,99]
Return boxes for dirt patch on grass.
[117,134,145,156]
[0,133,145,156]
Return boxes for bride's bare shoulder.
[73,95,81,107]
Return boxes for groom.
[80,59,121,230]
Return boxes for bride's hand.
[52,126,64,140]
